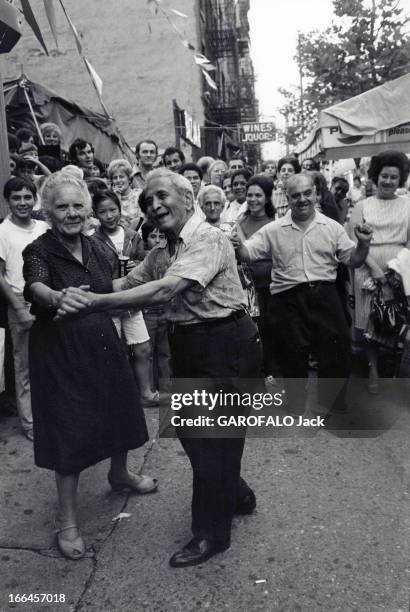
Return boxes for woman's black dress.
[23,230,148,474]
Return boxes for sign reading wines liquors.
[240,122,275,144]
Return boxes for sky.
[248,0,410,158]
[248,0,336,157]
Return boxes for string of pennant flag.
[146,0,218,91]
[17,0,110,117]
[17,0,218,117]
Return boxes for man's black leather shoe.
[169,538,230,568]
[235,490,256,515]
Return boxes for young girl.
[91,190,158,406]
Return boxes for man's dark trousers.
[269,282,352,411]
[169,313,262,545]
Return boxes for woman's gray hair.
[146,168,194,200]
[107,158,133,179]
[197,184,226,209]
[41,171,92,219]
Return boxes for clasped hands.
[55,285,93,319]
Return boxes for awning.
[298,73,410,160]
[4,76,134,163]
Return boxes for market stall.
[4,76,133,164]
[298,73,410,161]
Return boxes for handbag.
[237,262,260,318]
[234,222,259,318]
[370,285,408,335]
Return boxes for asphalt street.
[0,379,409,612]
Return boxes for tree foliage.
[278,0,410,145]
[277,87,316,149]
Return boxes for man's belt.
[303,281,335,288]
[170,310,247,333]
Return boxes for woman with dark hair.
[233,175,275,382]
[237,174,275,230]
[87,158,106,179]
[220,167,253,223]
[331,176,351,224]
[221,171,235,203]
[277,156,301,175]
[272,157,301,218]
[348,150,410,393]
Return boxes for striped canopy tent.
[297,73,410,161]
[4,75,134,164]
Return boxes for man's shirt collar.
[179,212,204,245]
[279,209,328,229]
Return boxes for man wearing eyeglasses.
[232,173,373,416]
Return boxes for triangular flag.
[194,53,210,65]
[201,63,216,72]
[169,8,188,18]
[217,132,224,157]
[43,0,59,48]
[194,53,215,70]
[83,57,103,97]
[202,69,217,90]
[20,0,49,55]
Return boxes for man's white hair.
[146,168,194,200]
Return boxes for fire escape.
[200,0,258,161]
[201,0,241,155]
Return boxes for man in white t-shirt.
[0,178,48,440]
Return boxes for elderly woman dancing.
[22,172,156,561]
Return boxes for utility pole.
[297,31,305,139]
[0,61,11,218]
[285,111,290,156]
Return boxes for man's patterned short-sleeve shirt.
[123,214,246,323]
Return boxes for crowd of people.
[1,121,410,567]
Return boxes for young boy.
[0,178,48,440]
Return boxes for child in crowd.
[0,178,48,440]
[15,128,35,148]
[141,220,172,392]
[91,190,159,405]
